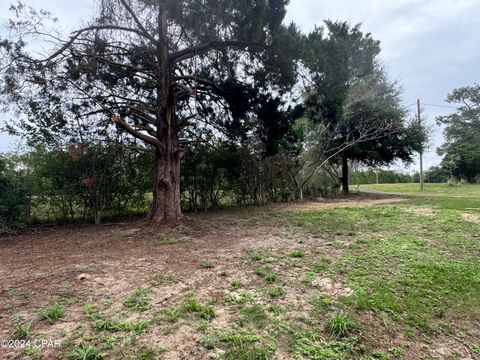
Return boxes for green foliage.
[286,204,480,334]
[302,21,424,194]
[83,303,96,319]
[0,145,152,225]
[183,295,203,313]
[291,250,306,258]
[161,308,181,323]
[388,347,402,358]
[351,169,413,185]
[134,347,162,360]
[312,257,331,273]
[264,273,279,283]
[182,142,297,209]
[328,312,350,338]
[239,304,269,329]
[200,261,215,269]
[218,328,276,360]
[123,287,151,312]
[155,234,181,245]
[14,323,32,339]
[199,336,216,350]
[40,303,64,324]
[91,318,149,333]
[0,155,31,230]
[249,251,268,262]
[438,84,480,183]
[441,141,480,182]
[182,294,216,321]
[199,306,216,321]
[266,286,285,298]
[68,343,105,360]
[230,280,243,290]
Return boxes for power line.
[422,103,458,109]
[406,102,458,110]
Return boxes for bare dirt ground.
[0,194,477,359]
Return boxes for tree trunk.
[147,133,183,223]
[341,152,349,196]
[146,4,182,223]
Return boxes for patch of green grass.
[91,318,150,333]
[359,183,480,210]
[237,292,254,303]
[265,273,279,283]
[218,328,260,343]
[123,287,151,312]
[291,249,306,258]
[40,303,64,324]
[21,346,42,359]
[239,304,269,329]
[155,307,181,323]
[183,295,203,312]
[199,336,216,349]
[266,286,285,298]
[225,292,255,304]
[133,346,165,360]
[218,328,276,360]
[248,251,268,262]
[388,346,402,358]
[310,294,334,315]
[267,304,285,316]
[284,204,480,336]
[3,286,32,301]
[230,280,243,290]
[255,266,279,283]
[312,256,331,273]
[198,319,209,332]
[224,342,276,360]
[466,343,480,355]
[200,261,215,269]
[182,294,215,321]
[273,321,357,360]
[14,323,32,339]
[151,274,181,286]
[68,343,105,360]
[255,266,269,277]
[359,182,480,197]
[328,312,350,338]
[102,300,113,307]
[83,303,96,319]
[199,305,216,321]
[155,234,181,245]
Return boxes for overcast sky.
[1,0,479,172]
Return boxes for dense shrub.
[0,156,31,231]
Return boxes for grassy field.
[358,182,480,197]
[358,183,480,211]
[0,192,479,359]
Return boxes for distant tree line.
[437,84,480,183]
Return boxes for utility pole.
[417,99,424,191]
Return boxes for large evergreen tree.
[303,21,423,195]
[0,0,299,222]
